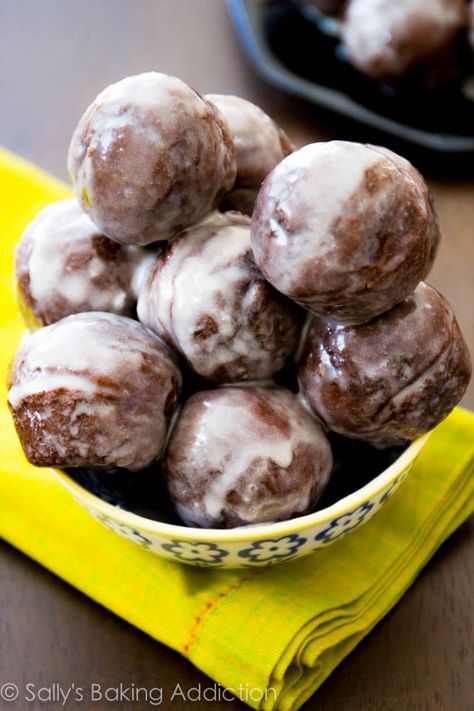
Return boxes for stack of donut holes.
[8,72,471,529]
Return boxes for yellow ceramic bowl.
[53,433,429,569]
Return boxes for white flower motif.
[96,515,152,547]
[239,534,306,562]
[378,472,406,505]
[314,502,374,544]
[161,541,228,564]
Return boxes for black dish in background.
[227,0,474,170]
[64,436,405,529]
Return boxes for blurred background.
[2,0,322,179]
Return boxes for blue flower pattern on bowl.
[378,471,407,506]
[63,440,422,567]
[238,534,307,563]
[161,540,229,565]
[95,514,153,548]
[315,502,375,544]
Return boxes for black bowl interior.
[63,435,405,528]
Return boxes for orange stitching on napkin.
[183,571,262,656]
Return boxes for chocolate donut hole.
[165,385,333,528]
[298,283,471,447]
[8,312,182,471]
[137,211,304,382]
[251,141,440,324]
[15,199,151,328]
[68,72,236,245]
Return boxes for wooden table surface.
[1,2,473,709]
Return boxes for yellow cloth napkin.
[1,146,473,711]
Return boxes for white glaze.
[343,0,466,77]
[130,249,158,300]
[70,74,191,201]
[8,312,182,471]
[77,73,198,170]
[251,140,439,324]
[139,214,249,371]
[252,141,382,293]
[9,312,167,408]
[138,211,300,381]
[299,282,471,446]
[206,94,290,188]
[17,199,141,322]
[102,72,203,112]
[307,283,449,422]
[8,374,98,409]
[168,386,332,526]
[200,393,293,519]
[68,72,236,245]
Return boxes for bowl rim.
[52,431,430,542]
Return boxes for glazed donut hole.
[8,312,182,471]
[15,198,153,328]
[342,0,467,82]
[251,140,440,325]
[298,283,472,447]
[137,210,304,383]
[206,94,294,215]
[68,72,236,245]
[164,385,333,528]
